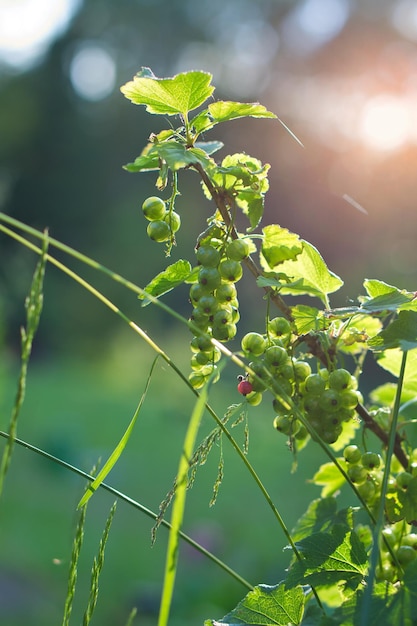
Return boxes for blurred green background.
[1,0,417,624]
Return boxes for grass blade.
[77,357,159,508]
[62,502,88,626]
[0,232,48,497]
[83,502,117,625]
[157,379,210,626]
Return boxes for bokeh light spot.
[358,95,411,151]
[282,0,351,54]
[69,44,116,101]
[0,0,80,70]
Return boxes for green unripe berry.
[246,391,263,406]
[211,322,237,342]
[212,308,234,327]
[343,445,362,464]
[196,245,222,267]
[219,259,243,283]
[241,332,266,357]
[189,371,207,389]
[215,283,237,303]
[189,283,206,305]
[198,295,218,316]
[347,465,368,484]
[321,426,342,444]
[273,414,296,435]
[329,368,354,391]
[264,345,288,368]
[361,452,382,470]
[147,220,171,242]
[401,533,417,549]
[319,389,342,413]
[268,317,292,339]
[304,373,326,395]
[195,334,213,351]
[164,211,181,233]
[293,360,312,382]
[340,389,360,410]
[397,545,417,566]
[396,472,413,490]
[142,196,166,220]
[226,238,250,261]
[198,266,222,290]
[303,393,321,416]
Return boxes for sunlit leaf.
[123,153,160,172]
[208,101,277,123]
[287,524,367,589]
[150,141,213,171]
[121,69,214,116]
[312,460,347,497]
[368,311,417,351]
[260,224,303,268]
[204,583,305,626]
[140,260,193,306]
[261,241,343,305]
[290,304,324,334]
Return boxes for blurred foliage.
[1,0,417,358]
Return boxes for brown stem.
[192,162,408,469]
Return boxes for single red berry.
[237,380,253,396]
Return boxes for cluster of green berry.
[142,196,181,242]
[188,233,250,389]
[238,322,362,446]
[343,444,417,581]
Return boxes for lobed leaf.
[205,583,305,626]
[121,69,214,116]
[287,524,367,590]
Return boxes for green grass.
[0,345,321,625]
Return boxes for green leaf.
[368,310,417,351]
[205,583,305,626]
[140,260,193,306]
[290,305,324,334]
[369,383,398,406]
[77,358,158,508]
[312,460,347,497]
[376,347,417,398]
[260,224,303,268]
[159,375,209,626]
[208,101,277,123]
[121,69,214,116]
[123,153,160,173]
[287,524,367,589]
[237,192,265,231]
[150,141,213,171]
[291,497,339,542]
[261,241,343,306]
